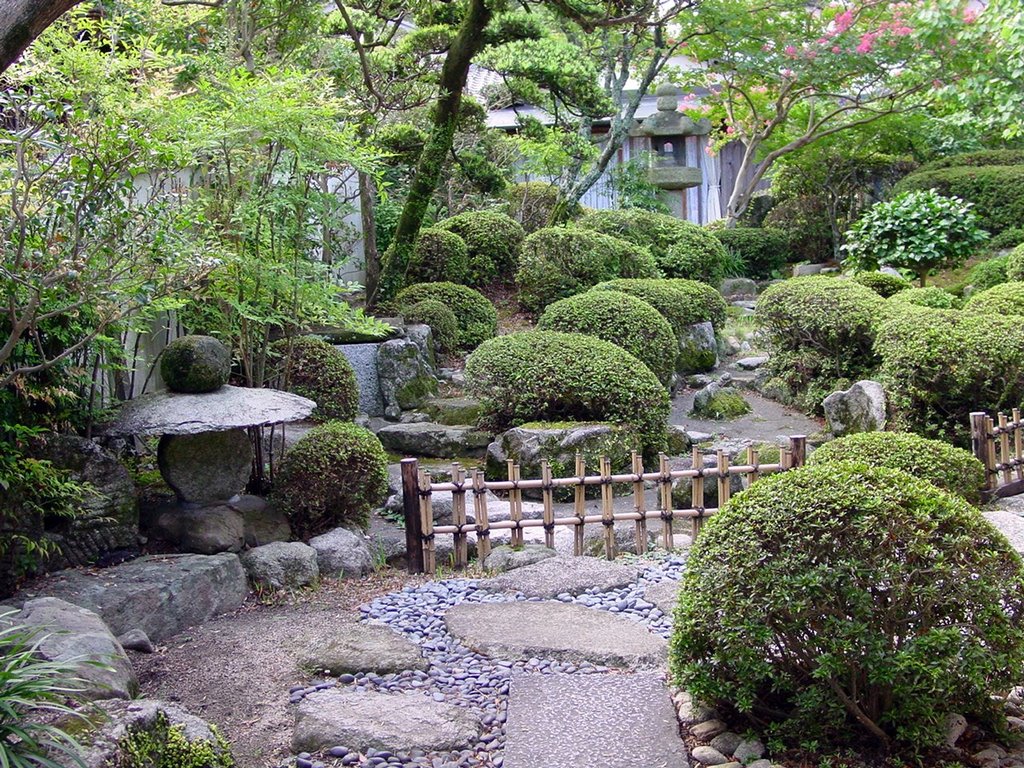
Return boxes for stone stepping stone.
[300,621,427,676]
[445,601,666,669]
[644,580,681,616]
[291,688,477,754]
[478,555,638,599]
[503,672,687,768]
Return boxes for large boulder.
[822,380,887,436]
[719,277,758,299]
[377,337,437,418]
[423,396,484,426]
[308,527,373,578]
[157,428,252,504]
[15,597,137,700]
[678,321,718,374]
[146,503,246,555]
[241,541,319,591]
[377,422,491,458]
[336,342,385,417]
[234,495,291,547]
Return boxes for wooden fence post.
[401,458,424,574]
[971,411,996,493]
[789,435,806,468]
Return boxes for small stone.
[691,719,727,741]
[691,745,729,766]
[735,356,768,371]
[946,712,968,747]
[733,738,765,763]
[710,732,742,756]
[746,761,772,768]
[117,628,155,654]
[1009,716,1024,733]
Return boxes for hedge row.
[894,165,1024,235]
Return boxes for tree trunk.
[376,0,493,301]
[0,0,84,74]
[360,171,381,307]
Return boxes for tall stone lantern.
[635,84,711,190]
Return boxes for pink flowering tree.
[675,0,977,226]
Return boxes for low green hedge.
[894,165,1024,235]
[807,431,986,504]
[963,281,1024,316]
[403,299,459,353]
[405,228,469,285]
[989,227,1024,251]
[269,336,358,423]
[515,226,658,312]
[969,254,1010,291]
[853,271,912,298]
[591,278,727,335]
[887,286,962,310]
[916,149,1024,172]
[464,330,669,454]
[537,291,677,385]
[437,210,525,285]
[395,282,497,349]
[712,227,791,280]
[1006,243,1024,281]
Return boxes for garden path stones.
[502,672,687,768]
[444,601,666,669]
[477,554,638,598]
[644,580,681,616]
[291,688,478,754]
[300,621,427,676]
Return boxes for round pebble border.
[279,553,687,768]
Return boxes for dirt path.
[670,389,823,443]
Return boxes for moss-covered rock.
[677,322,718,375]
[160,335,231,394]
[690,386,751,420]
[423,397,485,426]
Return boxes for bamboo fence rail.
[402,435,807,575]
[971,410,1024,499]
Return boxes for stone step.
[376,421,492,458]
[503,672,688,768]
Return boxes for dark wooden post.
[401,458,424,574]
[971,411,996,493]
[789,435,807,468]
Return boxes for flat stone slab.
[301,621,428,676]
[644,580,681,616]
[735,356,768,370]
[478,555,638,599]
[376,422,491,458]
[445,602,666,669]
[291,688,478,754]
[504,672,687,768]
[985,508,1024,553]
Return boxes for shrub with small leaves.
[852,271,912,298]
[404,228,470,285]
[887,286,962,310]
[504,181,568,233]
[964,281,1024,316]
[437,210,525,285]
[403,300,459,353]
[1006,243,1024,281]
[269,336,358,423]
[395,282,497,349]
[712,227,791,280]
[273,421,389,537]
[591,278,727,335]
[670,462,1024,752]
[989,227,1024,251]
[969,254,1009,290]
[763,195,834,263]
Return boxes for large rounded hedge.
[537,291,677,385]
[395,282,497,349]
[969,254,1009,290]
[515,226,658,312]
[876,305,1024,445]
[670,462,1024,751]
[894,165,1024,235]
[273,421,389,537]
[807,431,986,504]
[1005,242,1024,281]
[963,281,1024,316]
[404,299,458,353]
[887,286,961,310]
[916,149,1024,172]
[712,226,791,280]
[464,330,669,453]
[576,209,727,284]
[756,276,886,413]
[591,278,727,336]
[270,336,358,422]
[437,210,525,285]
[852,271,912,298]
[405,228,469,285]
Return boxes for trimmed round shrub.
[592,278,727,335]
[395,282,497,350]
[712,227,791,280]
[1006,242,1024,281]
[852,271,912,298]
[576,209,727,284]
[404,299,458,353]
[894,164,1024,235]
[670,462,1024,751]
[969,254,1009,290]
[989,227,1024,251]
[515,227,657,312]
[537,291,677,385]
[964,281,1024,316]
[273,421,389,537]
[161,335,231,393]
[917,149,1024,172]
[756,276,885,413]
[464,330,669,453]
[504,181,568,233]
[763,195,834,263]
[876,305,1024,445]
[437,210,525,285]
[807,431,986,504]
[887,286,961,310]
[269,336,358,422]
[405,227,469,285]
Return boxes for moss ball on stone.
[270,336,358,423]
[160,335,231,393]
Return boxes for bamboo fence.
[971,410,1024,499]
[401,435,807,575]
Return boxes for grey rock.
[422,397,484,426]
[691,719,727,740]
[445,601,666,669]
[308,527,373,578]
[160,335,231,393]
[692,746,729,766]
[404,324,436,366]
[719,278,758,299]
[377,422,491,458]
[691,381,750,419]
[479,555,638,599]
[106,385,315,436]
[241,542,319,591]
[747,762,772,768]
[880,266,903,278]
[15,597,137,700]
[336,343,385,417]
[644,581,680,616]
[377,338,437,413]
[946,712,968,747]
[822,380,886,436]
[482,544,558,573]
[148,503,245,554]
[679,321,718,374]
[158,429,252,504]
[733,738,765,763]
[735,356,768,371]
[582,522,658,558]
[710,732,743,756]
[16,553,247,643]
[301,620,427,676]
[667,424,692,455]
[292,688,477,754]
[986,508,1024,554]
[792,263,825,277]
[233,495,291,547]
[687,430,714,443]
[117,628,155,654]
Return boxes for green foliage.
[842,190,988,284]
[404,228,470,285]
[712,227,791,280]
[691,390,751,420]
[273,421,389,537]
[888,286,962,310]
[395,282,497,350]
[969,255,1010,290]
[504,182,567,233]
[515,227,658,312]
[876,305,1024,445]
[670,462,1024,752]
[536,292,677,386]
[268,336,358,423]
[1007,243,1024,281]
[607,154,671,214]
[990,228,1024,251]
[0,614,89,768]
[437,210,525,285]
[852,272,912,298]
[763,196,835,264]
[160,336,231,394]
[808,431,986,504]
[116,712,234,768]
[963,282,1024,316]
[756,277,886,413]
[464,331,669,454]
[403,300,459,353]
[591,279,727,336]
[894,165,1024,235]
[917,150,1024,172]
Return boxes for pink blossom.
[781,68,794,78]
[963,9,977,23]
[725,125,736,135]
[784,45,798,58]
[762,43,773,52]
[805,49,818,59]
[856,32,877,54]
[832,45,842,53]
[834,10,854,33]
[817,37,830,44]
[893,25,913,36]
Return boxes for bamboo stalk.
[541,460,555,550]
[601,456,615,560]
[451,463,467,570]
[745,446,759,489]
[507,459,523,549]
[988,416,998,488]
[1015,408,1023,483]
[716,450,730,512]
[1000,413,1012,486]
[418,468,436,575]
[631,451,647,555]
[472,468,490,565]
[574,453,586,556]
[691,445,704,541]
[659,453,673,551]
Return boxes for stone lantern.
[634,84,711,190]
